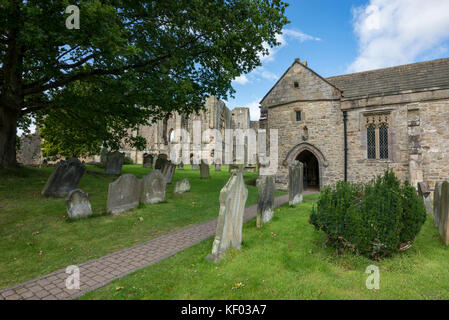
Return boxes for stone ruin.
[206,166,248,262]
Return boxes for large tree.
[0,0,289,168]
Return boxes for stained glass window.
[367,124,376,159]
[379,124,388,159]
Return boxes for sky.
[226,0,449,120]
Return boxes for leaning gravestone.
[66,189,92,219]
[174,178,191,194]
[438,181,449,245]
[42,158,86,198]
[288,161,304,205]
[143,153,154,168]
[206,166,248,263]
[256,175,275,228]
[200,161,210,179]
[140,170,166,204]
[418,182,433,215]
[162,162,176,184]
[155,154,168,170]
[433,182,442,227]
[107,174,141,214]
[105,151,124,175]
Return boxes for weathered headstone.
[206,166,248,262]
[99,147,108,167]
[42,158,86,198]
[66,189,93,219]
[433,182,442,227]
[140,170,166,204]
[214,164,221,171]
[107,174,141,214]
[178,162,184,170]
[174,178,191,194]
[105,151,124,175]
[438,181,449,245]
[162,162,176,184]
[155,154,168,170]
[256,175,275,228]
[192,163,200,170]
[418,182,433,215]
[143,153,154,168]
[288,161,304,205]
[200,161,210,179]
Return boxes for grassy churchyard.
[1,165,448,299]
[81,193,449,300]
[0,164,278,289]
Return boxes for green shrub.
[310,170,426,259]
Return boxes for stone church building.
[260,57,449,191]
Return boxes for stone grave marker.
[143,153,154,168]
[418,182,433,215]
[206,166,248,262]
[155,154,168,170]
[66,189,93,219]
[174,178,191,194]
[105,151,124,175]
[162,162,176,184]
[288,161,304,205]
[438,181,449,245]
[433,182,442,227]
[200,161,210,179]
[140,170,166,204]
[256,175,275,228]
[107,174,141,214]
[42,157,86,198]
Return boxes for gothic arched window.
[367,124,376,159]
[379,123,388,159]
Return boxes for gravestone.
[200,161,210,179]
[438,181,449,245]
[105,151,124,175]
[214,164,221,171]
[99,148,108,167]
[433,182,442,227]
[140,170,166,204]
[143,153,154,168]
[256,175,275,228]
[162,162,176,184]
[418,182,433,215]
[192,163,200,170]
[42,158,86,198]
[288,161,304,206]
[107,174,141,214]
[174,178,191,194]
[66,189,92,219]
[206,166,248,262]
[178,162,184,170]
[155,154,168,170]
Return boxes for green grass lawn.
[0,164,274,289]
[82,193,449,300]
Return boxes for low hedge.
[310,171,426,259]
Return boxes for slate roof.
[326,58,449,100]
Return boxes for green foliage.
[1,0,290,166]
[310,171,427,259]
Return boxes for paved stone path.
[0,193,308,300]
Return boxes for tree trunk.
[0,106,18,169]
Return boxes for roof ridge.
[326,57,449,80]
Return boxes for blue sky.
[226,0,449,120]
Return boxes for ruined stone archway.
[284,143,327,190]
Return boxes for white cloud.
[260,28,321,63]
[242,100,261,121]
[349,0,449,72]
[233,74,249,85]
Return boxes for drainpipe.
[343,110,348,182]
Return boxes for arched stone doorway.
[296,150,319,190]
[284,142,327,190]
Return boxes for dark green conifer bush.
[310,170,426,259]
